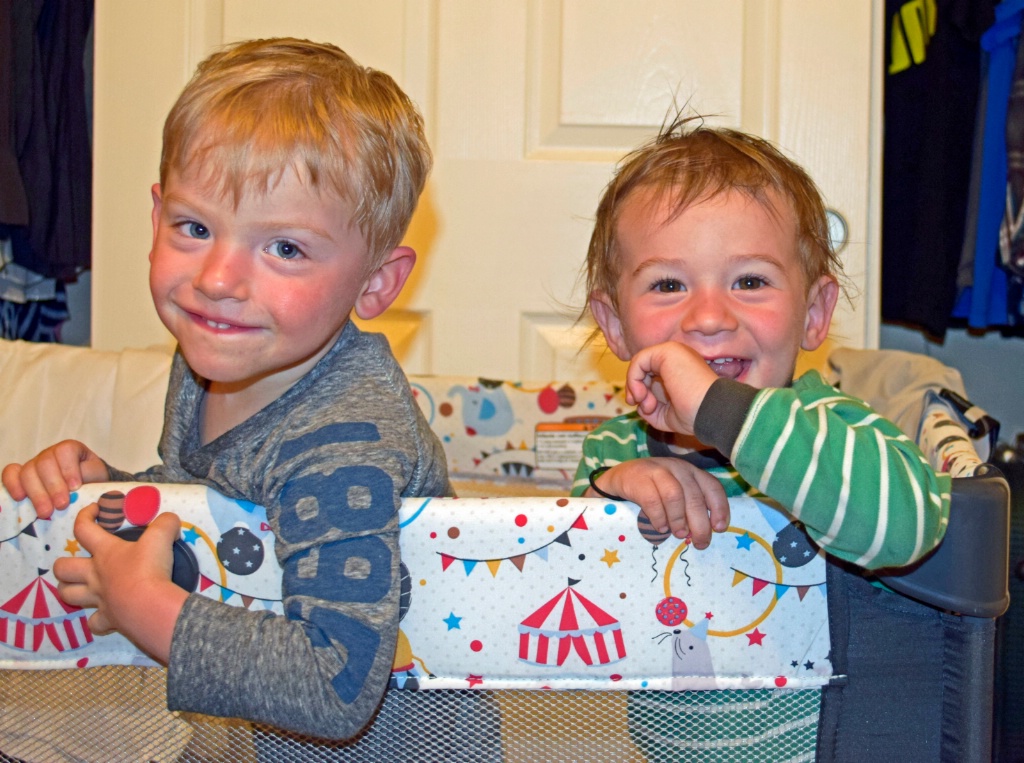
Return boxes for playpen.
[0,340,1011,762]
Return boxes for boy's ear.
[149,184,163,259]
[589,291,631,361]
[354,246,417,320]
[801,275,840,351]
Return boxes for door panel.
[92,0,879,382]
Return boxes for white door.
[91,0,880,382]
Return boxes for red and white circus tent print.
[0,574,93,653]
[518,581,626,667]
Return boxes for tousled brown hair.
[583,115,844,318]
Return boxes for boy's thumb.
[144,511,182,543]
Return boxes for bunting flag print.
[730,568,826,601]
[434,506,588,577]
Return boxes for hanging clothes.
[0,1,30,227]
[1000,11,1024,329]
[1001,20,1024,277]
[0,0,93,282]
[953,0,1024,331]
[881,0,996,340]
[0,281,68,342]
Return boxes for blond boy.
[2,39,451,740]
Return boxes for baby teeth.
[206,319,231,330]
[708,358,736,365]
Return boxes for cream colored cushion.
[0,340,171,473]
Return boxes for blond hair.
[160,38,431,268]
[584,115,843,315]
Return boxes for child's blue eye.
[652,278,683,293]
[184,222,210,239]
[735,275,767,290]
[266,241,301,260]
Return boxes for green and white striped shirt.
[572,370,951,570]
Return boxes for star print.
[705,612,713,620]
[64,539,80,556]
[804,660,815,670]
[444,612,462,630]
[746,628,765,646]
[182,527,200,545]
[600,549,620,568]
[791,660,799,668]
[735,533,754,550]
[466,674,484,687]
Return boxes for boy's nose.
[679,290,738,335]
[193,244,249,300]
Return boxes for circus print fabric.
[0,483,281,669]
[0,484,834,692]
[397,494,833,691]
[409,375,630,483]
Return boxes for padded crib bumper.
[0,484,834,692]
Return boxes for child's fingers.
[648,376,670,406]
[693,469,730,532]
[72,502,111,554]
[137,512,182,577]
[649,479,690,538]
[679,496,713,549]
[37,442,94,509]
[12,465,60,518]
[631,486,670,534]
[10,441,103,516]
[53,555,92,587]
[662,505,690,542]
[56,580,96,609]
[143,511,181,541]
[666,463,730,549]
[1,463,28,501]
[87,611,115,637]
[624,350,656,395]
[54,558,102,613]
[623,375,650,408]
[50,441,91,491]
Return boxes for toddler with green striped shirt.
[572,115,950,761]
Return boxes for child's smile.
[195,315,247,331]
[705,356,748,380]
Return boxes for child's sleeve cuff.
[693,378,758,456]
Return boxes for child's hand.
[54,503,187,664]
[624,342,720,436]
[589,458,729,549]
[1,440,111,518]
